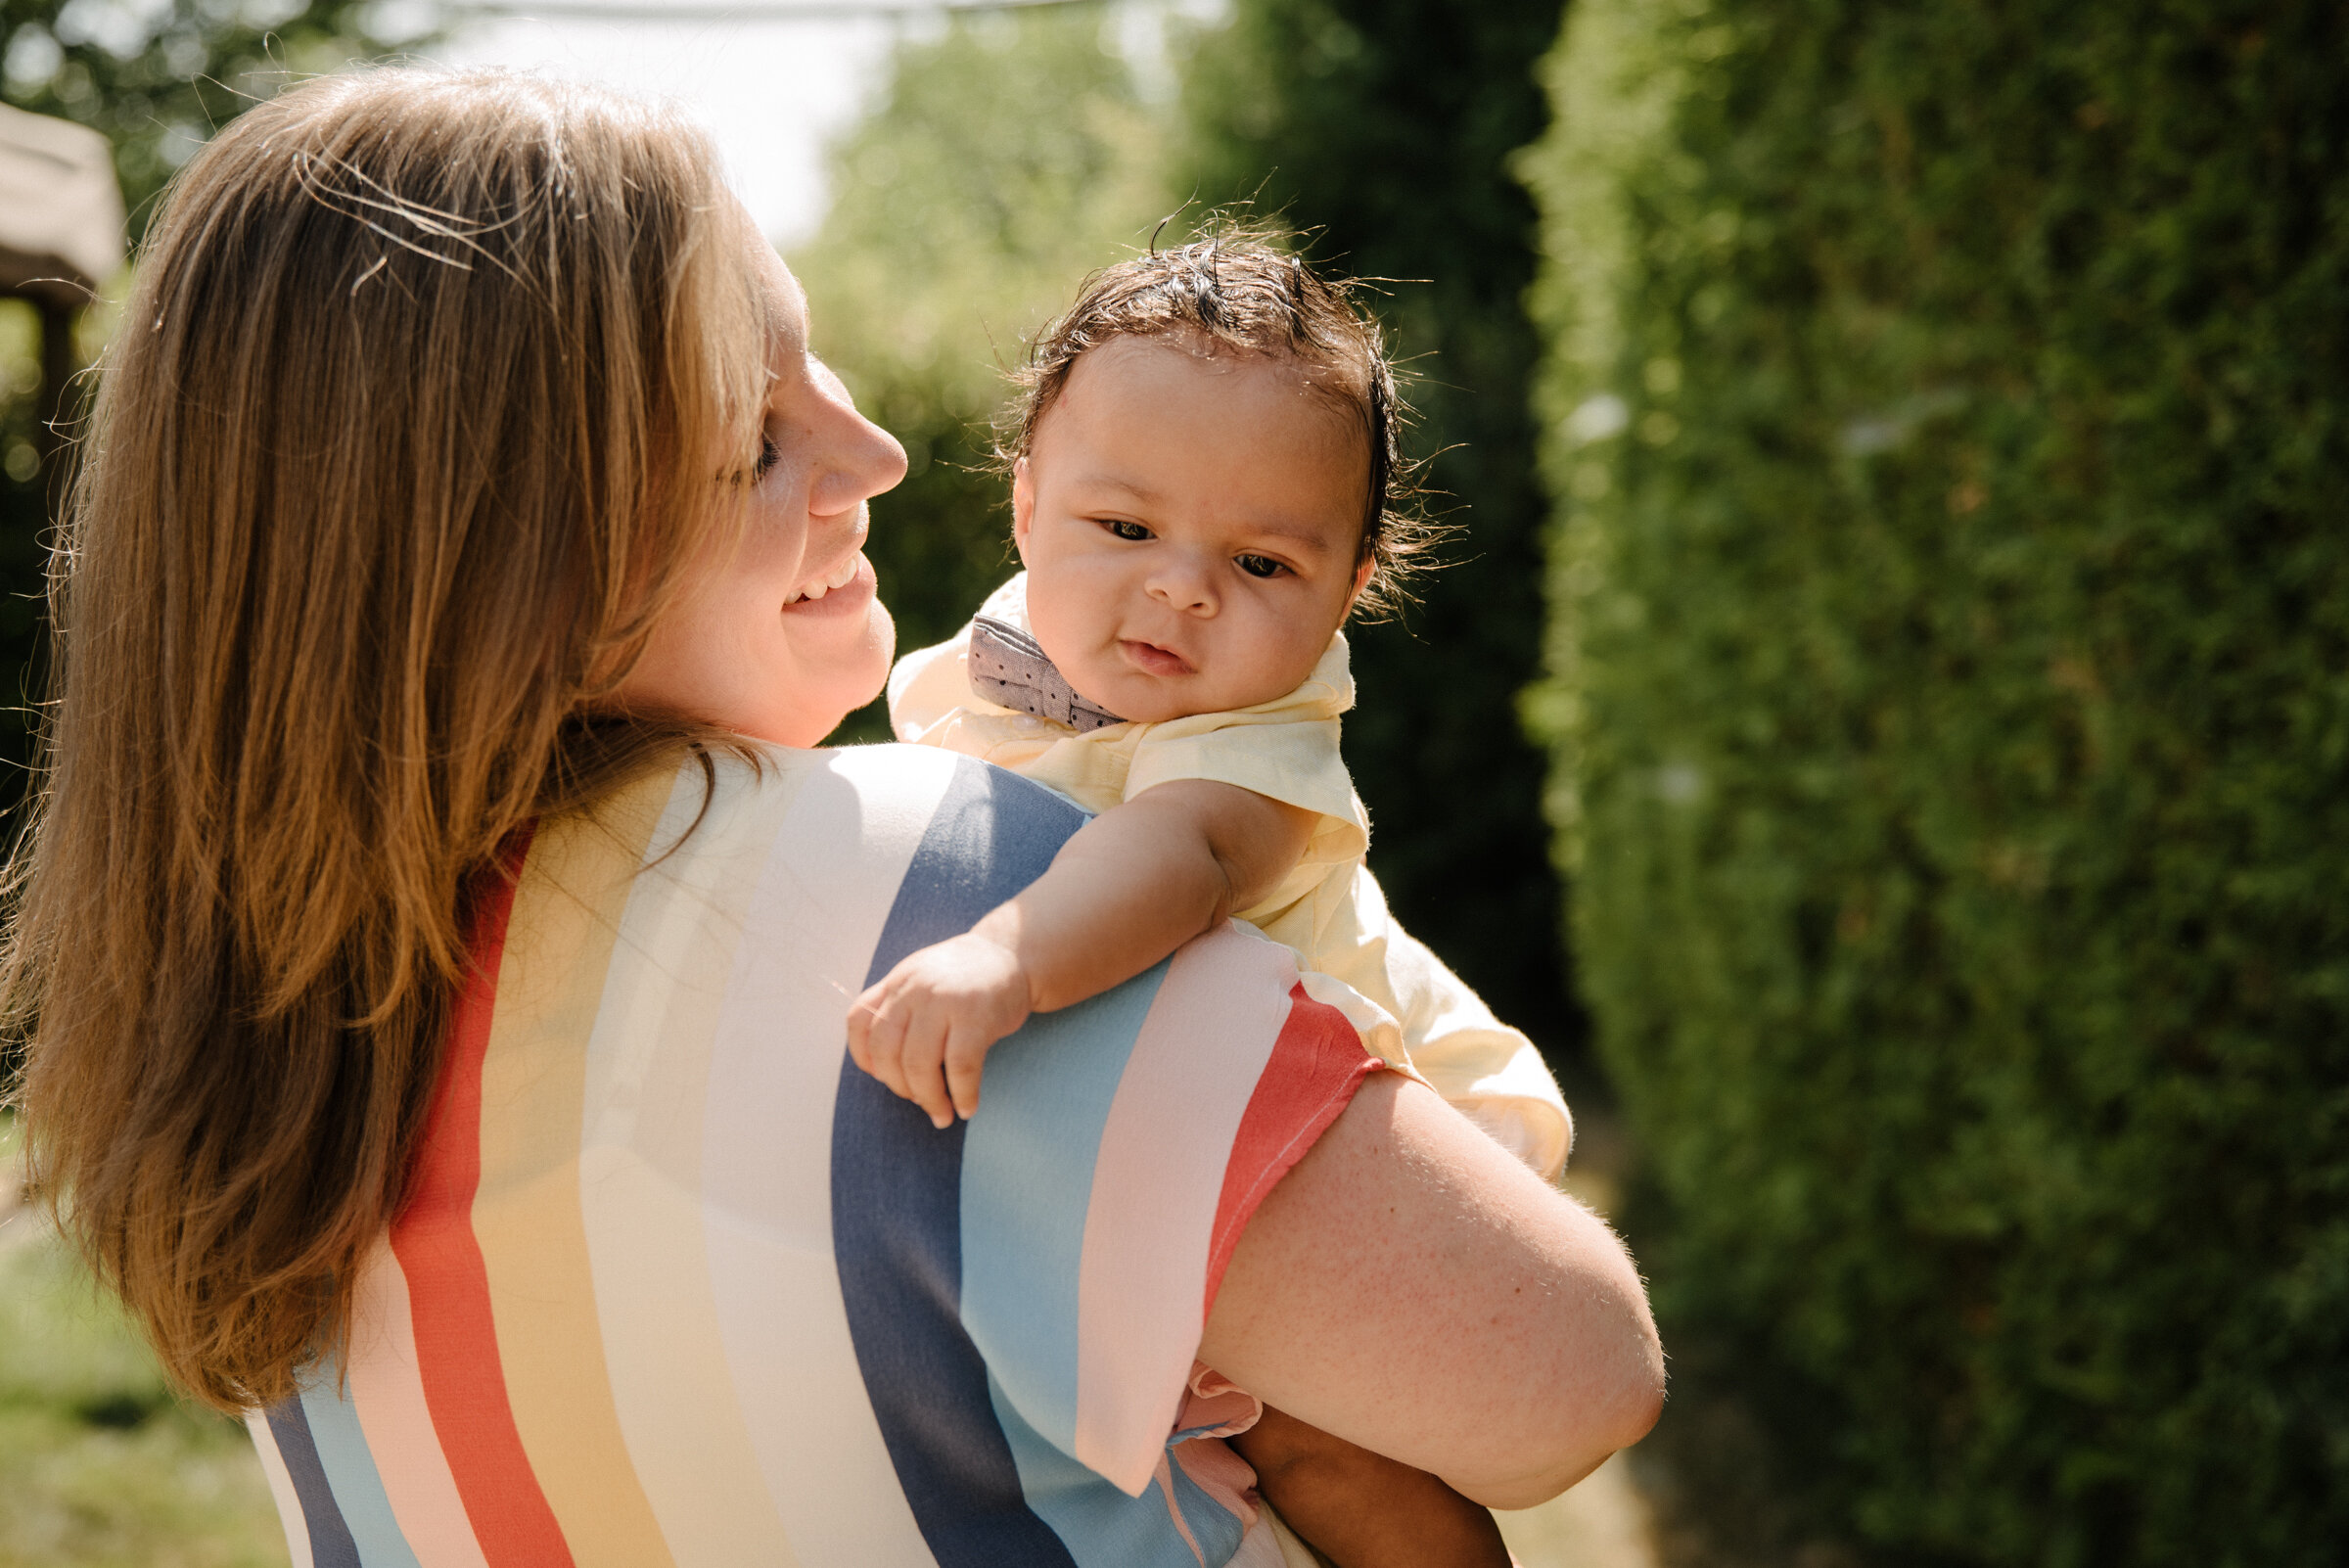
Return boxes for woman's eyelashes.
[753,434,783,483]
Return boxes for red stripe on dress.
[1201,984,1381,1317]
[388,831,576,1568]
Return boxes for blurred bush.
[791,4,1178,741]
[1180,0,1581,1056]
[1522,0,2349,1562]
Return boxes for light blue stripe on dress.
[958,958,1168,1460]
[1162,1439,1250,1565]
[990,1369,1222,1568]
[298,1381,423,1568]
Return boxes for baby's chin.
[1074,668,1294,726]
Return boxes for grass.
[0,1118,287,1568]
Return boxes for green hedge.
[1522,0,2349,1562]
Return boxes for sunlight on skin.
[616,219,907,746]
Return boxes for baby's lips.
[1119,637,1195,676]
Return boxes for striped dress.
[247,744,1378,1567]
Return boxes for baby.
[847,234,1566,1568]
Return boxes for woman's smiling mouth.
[1119,638,1194,676]
[781,553,874,616]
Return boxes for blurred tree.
[1524,0,2349,1560]
[1177,0,1581,1063]
[791,2,1178,742]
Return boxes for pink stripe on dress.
[346,1241,494,1568]
[1071,924,1297,1492]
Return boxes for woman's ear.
[1011,456,1036,564]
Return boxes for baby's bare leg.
[1233,1405,1510,1568]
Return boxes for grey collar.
[968,616,1128,733]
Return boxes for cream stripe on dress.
[1072,925,1295,1491]
[579,755,806,1565]
[701,745,965,1566]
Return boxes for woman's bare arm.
[1199,1072,1664,1509]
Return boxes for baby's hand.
[848,933,1034,1129]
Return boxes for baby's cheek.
[1023,579,1091,666]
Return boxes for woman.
[2,69,1660,1565]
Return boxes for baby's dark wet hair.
[999,223,1436,619]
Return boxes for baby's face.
[1013,337,1372,725]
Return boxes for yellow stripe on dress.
[471,772,679,1568]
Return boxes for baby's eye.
[1234,554,1286,578]
[1101,519,1153,541]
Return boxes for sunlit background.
[4,0,2342,1564]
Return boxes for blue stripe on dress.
[299,1381,423,1568]
[832,757,1087,1568]
[264,1397,361,1568]
[958,956,1167,1458]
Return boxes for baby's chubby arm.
[847,779,1315,1128]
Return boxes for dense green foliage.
[791,4,1177,741]
[1180,0,1577,1049]
[1522,0,2349,1561]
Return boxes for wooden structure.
[0,102,124,472]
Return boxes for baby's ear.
[1346,552,1375,612]
[1011,457,1036,559]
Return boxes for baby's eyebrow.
[1071,472,1162,504]
[1236,520,1344,553]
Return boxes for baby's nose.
[1147,560,1217,612]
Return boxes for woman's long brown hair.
[0,69,770,1410]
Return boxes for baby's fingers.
[944,1025,992,1122]
[854,1001,913,1103]
[895,1012,958,1130]
[846,983,888,1075]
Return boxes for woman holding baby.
[0,69,1659,1568]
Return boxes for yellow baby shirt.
[887,574,1573,1178]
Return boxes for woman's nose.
[809,380,909,520]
